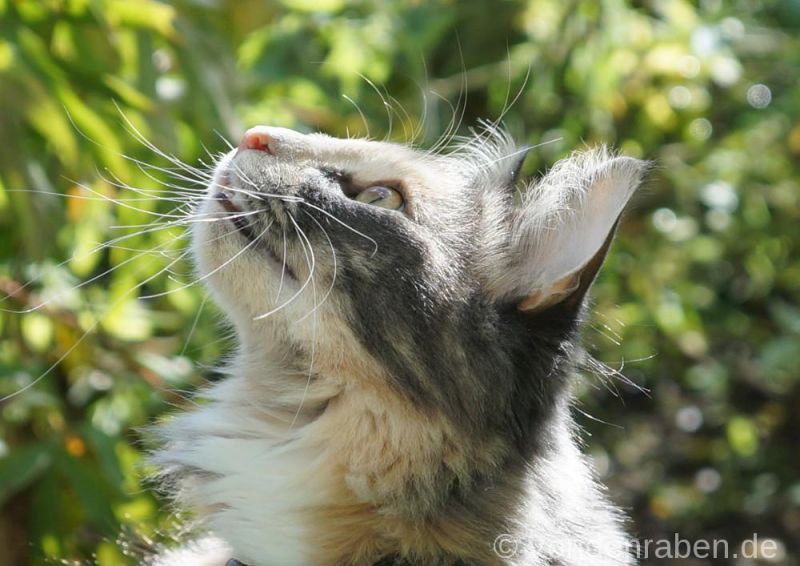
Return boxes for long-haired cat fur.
[149,124,647,565]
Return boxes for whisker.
[298,201,378,255]
[287,211,318,430]
[358,73,392,141]
[1,216,190,312]
[212,130,235,151]
[0,246,189,403]
[64,178,197,220]
[114,103,213,182]
[295,211,338,323]
[138,217,273,300]
[275,224,288,301]
[181,295,209,356]
[3,188,194,204]
[252,214,317,321]
[492,60,531,128]
[343,94,370,139]
[0,238,177,315]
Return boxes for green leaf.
[24,85,80,168]
[58,450,119,532]
[29,470,63,559]
[0,442,53,505]
[80,426,126,495]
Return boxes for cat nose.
[238,126,274,154]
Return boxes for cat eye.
[354,186,404,211]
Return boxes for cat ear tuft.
[488,150,648,314]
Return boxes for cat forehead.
[227,127,472,195]
[307,136,463,187]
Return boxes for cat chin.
[189,227,343,356]
[189,218,301,330]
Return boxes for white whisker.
[252,213,317,321]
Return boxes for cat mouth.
[212,191,296,279]
[213,191,257,241]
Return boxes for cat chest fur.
[154,351,517,566]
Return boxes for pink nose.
[238,127,273,153]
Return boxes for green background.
[0,0,798,564]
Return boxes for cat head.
[192,125,646,434]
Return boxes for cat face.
[193,126,498,320]
[192,125,645,437]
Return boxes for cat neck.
[157,335,523,565]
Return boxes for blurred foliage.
[0,0,798,564]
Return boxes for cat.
[149,123,647,565]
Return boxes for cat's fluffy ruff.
[150,126,646,565]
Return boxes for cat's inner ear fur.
[488,149,648,314]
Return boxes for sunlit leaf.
[21,312,54,352]
[727,417,760,457]
[25,89,79,168]
[101,297,152,341]
[0,39,13,71]
[279,0,345,13]
[103,75,155,111]
[105,0,177,39]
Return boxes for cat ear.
[489,150,648,314]
[463,129,531,191]
[507,145,531,187]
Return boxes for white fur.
[149,536,232,566]
[153,379,331,564]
